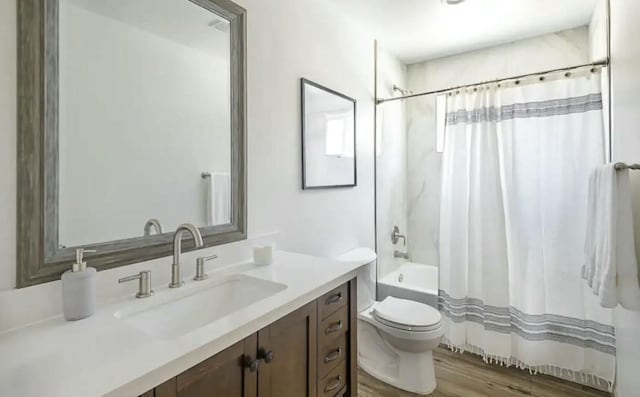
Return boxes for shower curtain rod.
[376,58,610,105]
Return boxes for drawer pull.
[325,292,343,305]
[324,347,342,363]
[325,320,344,334]
[324,375,342,393]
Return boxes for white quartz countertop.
[0,251,364,397]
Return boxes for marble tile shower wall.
[404,27,590,268]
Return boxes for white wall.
[375,46,408,279]
[404,27,590,268]
[242,0,375,257]
[609,1,640,396]
[589,0,608,62]
[0,0,375,296]
[59,3,231,246]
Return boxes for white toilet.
[336,248,444,395]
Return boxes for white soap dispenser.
[61,248,97,321]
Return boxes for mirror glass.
[302,79,357,189]
[58,0,232,247]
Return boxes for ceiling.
[327,0,598,64]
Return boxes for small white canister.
[253,246,273,265]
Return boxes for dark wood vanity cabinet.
[152,334,258,397]
[257,300,317,397]
[140,279,357,397]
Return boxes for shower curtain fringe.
[443,340,614,392]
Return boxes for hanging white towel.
[204,172,231,225]
[582,168,600,285]
[582,164,640,310]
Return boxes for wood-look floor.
[358,348,612,397]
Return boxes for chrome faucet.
[170,224,204,288]
[143,218,164,236]
[394,250,409,260]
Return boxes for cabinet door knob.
[258,349,274,364]
[242,355,260,373]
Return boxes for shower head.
[441,0,466,4]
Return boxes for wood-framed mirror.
[17,0,247,287]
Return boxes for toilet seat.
[372,296,442,332]
[373,314,443,332]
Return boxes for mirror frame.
[17,0,247,287]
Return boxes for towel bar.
[614,162,640,170]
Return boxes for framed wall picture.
[301,78,357,189]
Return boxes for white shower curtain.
[438,69,616,389]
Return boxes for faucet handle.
[119,270,154,298]
[391,226,406,246]
[194,254,218,281]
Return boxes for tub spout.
[394,251,409,260]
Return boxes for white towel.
[204,172,231,225]
[582,167,600,285]
[582,164,640,310]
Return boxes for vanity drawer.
[319,360,347,397]
[319,305,349,344]
[319,283,349,319]
[319,332,347,379]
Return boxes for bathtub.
[377,262,439,309]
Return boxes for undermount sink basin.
[114,274,287,339]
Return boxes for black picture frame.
[301,78,357,189]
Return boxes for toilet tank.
[335,248,377,312]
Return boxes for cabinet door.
[155,334,258,397]
[257,301,318,397]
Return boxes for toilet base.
[360,351,437,395]
[358,319,438,395]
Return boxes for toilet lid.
[372,296,442,330]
